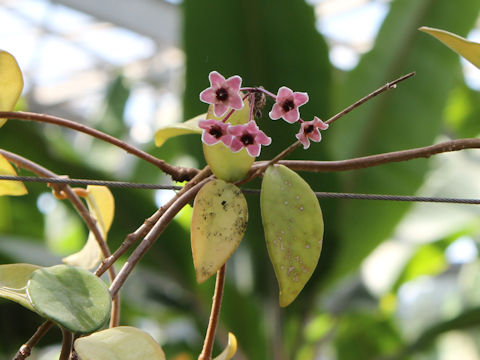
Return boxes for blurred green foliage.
[1,0,480,359]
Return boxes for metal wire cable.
[2,175,480,205]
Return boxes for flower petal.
[220,134,234,146]
[284,109,300,123]
[246,143,261,157]
[269,103,283,120]
[256,131,272,145]
[213,102,229,117]
[225,75,242,92]
[209,71,226,88]
[202,131,221,145]
[295,132,310,149]
[200,89,217,104]
[276,86,294,102]
[228,93,244,111]
[293,92,309,107]
[227,124,245,136]
[229,138,244,153]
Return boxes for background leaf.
[0,263,40,311]
[63,186,114,269]
[0,153,27,196]
[154,113,204,147]
[420,26,480,68]
[0,50,23,127]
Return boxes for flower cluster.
[198,71,328,156]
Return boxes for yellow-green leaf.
[213,332,237,360]
[419,26,480,68]
[74,326,166,360]
[191,179,248,283]
[154,113,204,147]
[0,50,23,127]
[0,263,41,311]
[63,186,114,269]
[203,98,254,182]
[260,165,324,307]
[0,153,27,196]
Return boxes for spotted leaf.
[260,165,324,306]
[191,179,248,283]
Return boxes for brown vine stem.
[198,264,226,360]
[276,138,480,172]
[13,321,53,360]
[59,327,73,360]
[0,149,120,328]
[95,166,212,277]
[0,111,197,182]
[109,177,211,297]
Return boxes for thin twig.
[95,166,212,277]
[109,177,211,296]
[324,72,415,125]
[0,111,197,182]
[198,264,227,360]
[0,149,120,327]
[13,321,53,360]
[59,328,73,360]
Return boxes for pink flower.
[199,71,244,117]
[295,117,329,149]
[198,119,233,146]
[227,121,272,157]
[269,86,309,123]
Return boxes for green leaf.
[203,98,254,182]
[420,26,480,68]
[213,332,237,360]
[0,50,23,127]
[191,179,248,283]
[154,113,204,147]
[63,186,115,269]
[392,243,447,292]
[0,263,41,311]
[260,165,323,307]
[0,153,27,196]
[74,326,166,360]
[26,264,111,333]
[326,0,480,286]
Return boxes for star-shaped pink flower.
[199,71,244,117]
[295,117,329,149]
[198,119,233,146]
[269,86,309,123]
[227,121,272,157]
